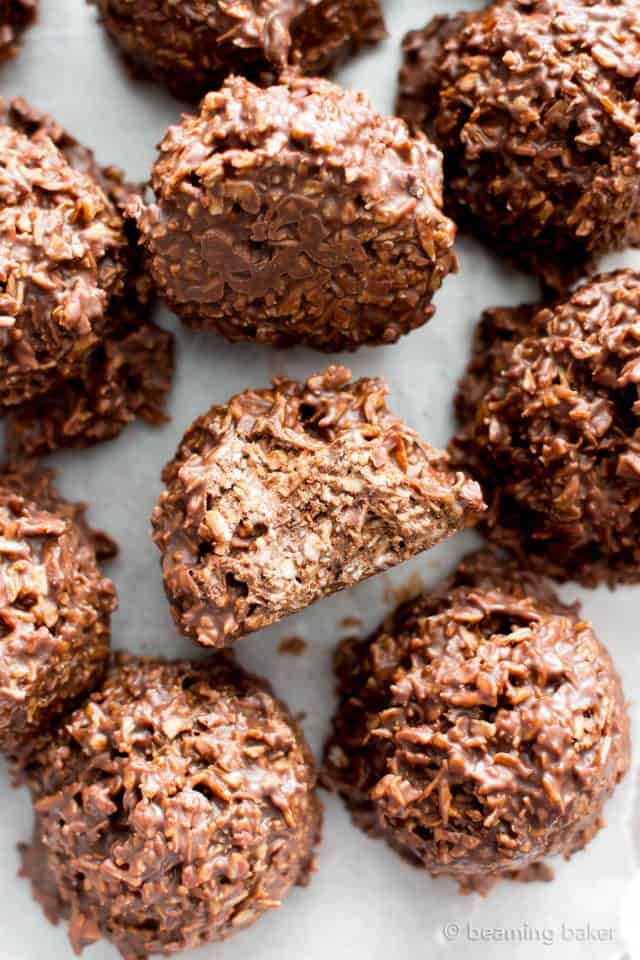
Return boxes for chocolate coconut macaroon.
[91,0,386,101]
[152,366,485,648]
[0,0,36,61]
[323,550,630,893]
[451,269,640,586]
[21,653,322,959]
[0,98,173,456]
[398,0,640,288]
[0,464,116,757]
[135,74,457,352]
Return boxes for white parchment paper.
[0,1,638,958]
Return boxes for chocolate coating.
[397,0,640,288]
[0,464,115,757]
[0,0,36,60]
[323,550,630,893]
[136,74,457,351]
[91,0,385,101]
[0,98,173,451]
[152,366,485,648]
[0,106,129,405]
[6,318,174,457]
[451,269,640,586]
[22,653,321,959]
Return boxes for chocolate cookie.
[135,74,457,351]
[152,366,485,648]
[398,0,640,288]
[451,269,640,586]
[91,0,385,100]
[0,464,115,757]
[323,550,630,893]
[21,653,321,958]
[0,98,173,452]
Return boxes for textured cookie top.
[323,550,630,892]
[0,112,128,406]
[138,74,456,350]
[451,269,640,585]
[0,98,174,452]
[153,366,484,647]
[398,0,640,286]
[0,465,115,754]
[6,319,174,457]
[25,653,321,959]
[92,0,385,99]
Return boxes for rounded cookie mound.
[0,465,115,756]
[451,269,640,586]
[323,550,630,892]
[152,366,484,648]
[22,653,321,959]
[397,0,640,287]
[92,0,385,100]
[0,97,174,454]
[0,115,130,407]
[137,74,457,351]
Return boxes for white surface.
[0,1,638,958]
